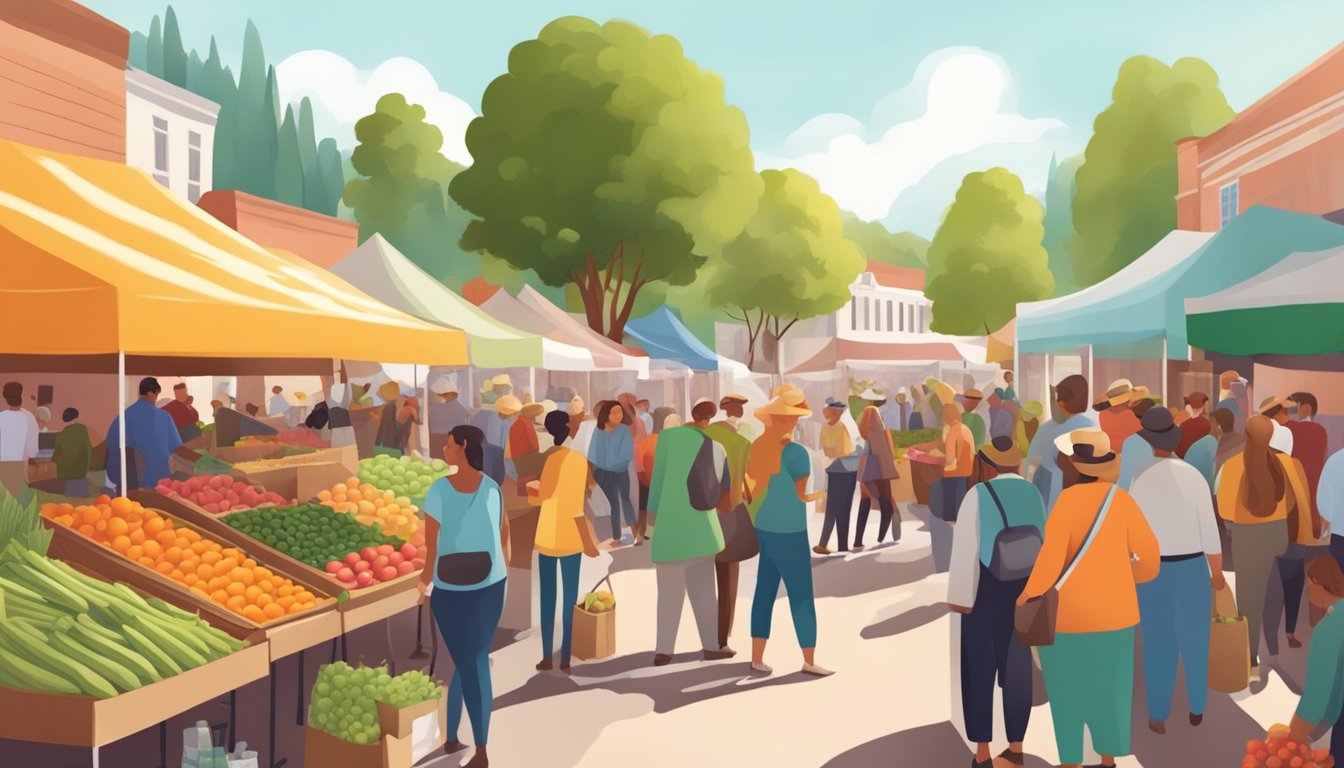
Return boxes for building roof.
[1181,42,1344,160]
[126,67,220,122]
[863,261,925,291]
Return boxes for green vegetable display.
[357,455,451,507]
[224,503,399,569]
[0,543,244,698]
[309,662,443,745]
[193,452,234,476]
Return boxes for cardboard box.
[305,701,444,768]
[230,461,352,504]
[45,512,341,661]
[571,604,616,661]
[0,637,268,748]
[375,697,438,739]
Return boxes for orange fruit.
[257,579,274,594]
[129,528,146,545]
[196,563,214,580]
[183,573,199,587]
[94,520,108,534]
[255,593,273,608]
[77,524,96,538]
[276,595,296,609]
[155,530,176,546]
[141,540,162,559]
[155,561,174,575]
[111,535,132,553]
[211,589,229,605]
[226,595,247,611]
[287,602,306,614]
[109,497,133,516]
[242,605,266,623]
[170,569,185,582]
[143,516,165,536]
[106,517,129,537]
[163,546,183,564]
[201,551,222,565]
[244,585,262,603]
[126,544,144,561]
[242,559,257,569]
[255,567,273,581]
[276,584,294,598]
[191,541,208,556]
[263,602,285,619]
[226,581,246,597]
[80,507,101,526]
[208,576,228,592]
[218,557,239,573]
[239,569,255,585]
[190,586,209,599]
[137,556,156,568]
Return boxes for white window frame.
[1220,180,1240,228]
[152,115,170,188]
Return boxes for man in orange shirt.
[1094,379,1147,456]
[931,403,974,573]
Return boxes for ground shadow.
[860,603,948,640]
[493,655,815,715]
[811,548,934,599]
[820,721,1054,768]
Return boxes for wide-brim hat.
[978,435,1022,470]
[429,375,458,396]
[755,396,812,420]
[377,381,402,401]
[1021,400,1044,420]
[1138,407,1180,452]
[495,394,523,417]
[1094,378,1144,410]
[929,379,956,406]
[1259,396,1293,416]
[773,384,806,406]
[520,401,547,419]
[858,388,886,402]
[823,397,847,410]
[1054,428,1120,479]
[720,392,749,405]
[963,388,985,402]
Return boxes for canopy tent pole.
[117,350,127,493]
[1012,338,1021,404]
[1086,345,1094,405]
[1161,339,1169,405]
[416,364,429,458]
[466,366,475,410]
[529,367,537,404]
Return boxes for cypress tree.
[162,6,187,87]
[274,105,305,206]
[146,15,163,77]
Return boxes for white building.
[124,68,218,203]
[838,262,932,341]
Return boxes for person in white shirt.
[0,382,39,497]
[1128,406,1224,735]
[268,386,291,426]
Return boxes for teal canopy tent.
[1017,208,1344,359]
[625,307,718,372]
[1185,245,1344,356]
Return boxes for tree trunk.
[755,331,780,375]
[571,243,650,343]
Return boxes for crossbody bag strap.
[1054,485,1117,591]
[983,480,1011,529]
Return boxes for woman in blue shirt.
[418,425,509,768]
[746,395,832,678]
[1284,556,1344,765]
[588,400,637,546]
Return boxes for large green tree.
[1042,153,1083,296]
[146,15,163,78]
[274,105,304,206]
[925,168,1054,335]
[842,213,928,268]
[449,16,761,342]
[706,169,864,370]
[161,6,187,88]
[1071,56,1234,286]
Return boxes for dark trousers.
[432,581,506,747]
[1332,537,1344,765]
[715,559,739,649]
[1280,554,1306,634]
[594,468,635,540]
[538,553,581,664]
[854,479,898,547]
[818,466,856,550]
[960,565,1032,744]
[638,482,650,536]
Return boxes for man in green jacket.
[649,399,733,666]
[705,397,754,651]
[52,407,92,497]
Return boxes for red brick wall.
[198,190,359,267]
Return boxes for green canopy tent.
[1185,245,1344,356]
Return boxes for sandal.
[998,748,1024,766]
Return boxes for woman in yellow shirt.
[1215,414,1315,680]
[1018,429,1159,768]
[530,411,600,673]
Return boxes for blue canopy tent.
[625,307,719,372]
[1015,207,1344,401]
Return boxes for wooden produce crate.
[229,462,352,506]
[44,512,341,662]
[137,491,421,634]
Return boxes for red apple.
[379,566,398,582]
[377,544,395,556]
[324,561,343,574]
[411,558,425,569]
[387,552,404,567]
[399,543,418,560]
[218,501,231,512]
[355,571,375,587]
[353,560,372,573]
[372,555,390,570]
[336,567,355,582]
[204,502,221,513]
[359,547,378,562]
[343,552,361,567]
[396,561,416,576]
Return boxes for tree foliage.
[126,7,346,217]
[925,168,1054,336]
[706,169,865,370]
[1042,153,1083,296]
[449,16,761,342]
[842,214,928,268]
[1070,56,1234,286]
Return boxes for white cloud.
[756,47,1071,233]
[276,50,477,164]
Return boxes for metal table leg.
[91,745,99,768]
[409,603,429,660]
[429,612,439,677]
[329,637,338,664]
[159,721,167,768]
[295,649,306,726]
[229,688,237,750]
[340,631,348,661]
[385,617,397,675]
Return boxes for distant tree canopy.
[128,6,345,216]
[842,214,929,269]
[1043,153,1084,296]
[925,168,1054,336]
[1070,56,1234,286]
[706,169,865,370]
[449,16,761,342]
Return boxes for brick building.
[198,189,360,267]
[1177,43,1344,230]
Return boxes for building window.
[863,297,871,331]
[152,116,169,187]
[187,131,202,203]
[1220,181,1239,228]
[908,304,916,333]
[850,299,858,331]
[886,301,894,332]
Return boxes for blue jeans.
[751,530,817,647]
[431,580,506,747]
[1138,556,1212,722]
[538,553,581,664]
[594,468,635,540]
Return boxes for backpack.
[687,435,721,512]
[983,480,1043,582]
[305,401,330,430]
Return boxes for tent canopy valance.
[1017,208,1344,359]
[0,140,467,365]
[475,284,650,375]
[330,234,551,369]
[1185,245,1344,356]
[625,307,718,371]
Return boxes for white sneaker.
[750,662,773,675]
[801,663,835,677]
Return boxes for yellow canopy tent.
[986,318,1016,365]
[0,139,467,367]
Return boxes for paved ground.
[4,489,1328,767]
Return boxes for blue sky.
[86,0,1344,236]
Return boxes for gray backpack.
[687,435,721,512]
[983,480,1043,582]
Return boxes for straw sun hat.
[1094,379,1149,411]
[977,435,1023,471]
[495,394,523,417]
[754,395,813,421]
[1054,428,1120,479]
